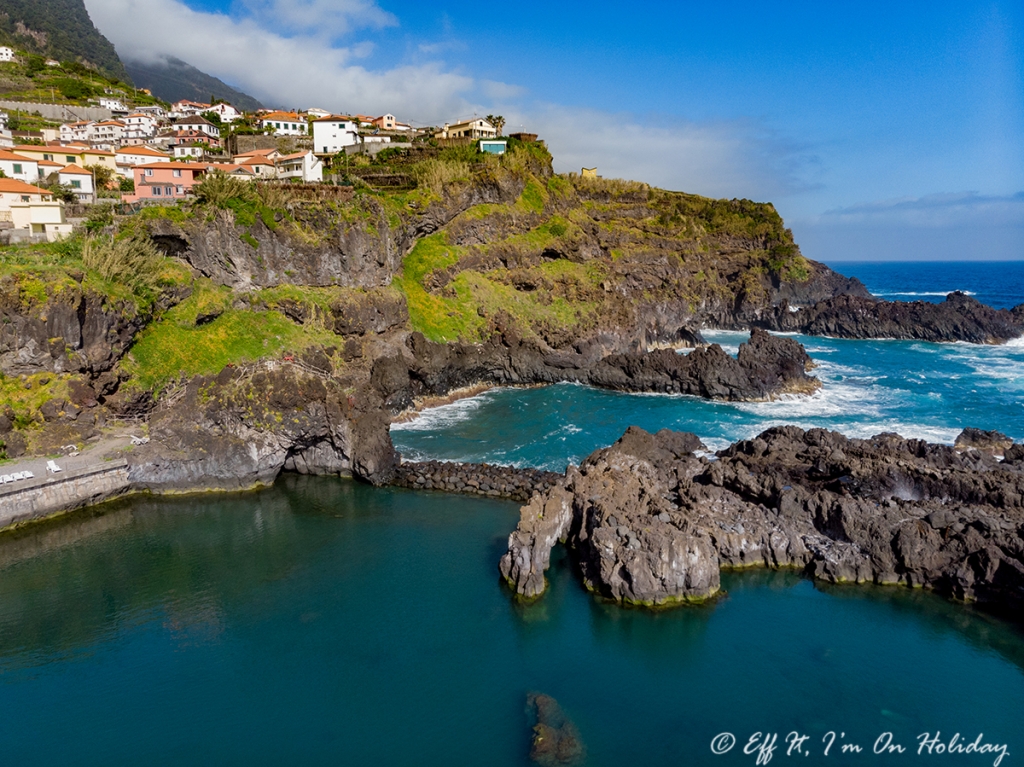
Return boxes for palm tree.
[486,114,505,136]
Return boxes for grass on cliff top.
[395,230,605,343]
[121,280,338,394]
[0,237,191,314]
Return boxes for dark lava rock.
[955,427,1014,457]
[501,426,1024,611]
[757,292,1024,344]
[527,693,585,767]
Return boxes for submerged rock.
[527,693,585,767]
[501,426,1024,611]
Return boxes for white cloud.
[235,0,396,38]
[817,191,1024,228]
[517,106,820,202]
[84,0,473,119]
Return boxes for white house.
[58,164,95,203]
[60,120,93,143]
[175,116,220,139]
[305,108,332,120]
[0,149,40,183]
[207,102,243,122]
[0,47,14,62]
[170,100,210,119]
[115,145,171,176]
[90,120,125,148]
[274,151,323,183]
[133,105,167,121]
[0,178,53,216]
[440,118,497,139]
[123,112,158,142]
[259,111,307,136]
[98,98,129,113]
[312,116,359,154]
[10,200,72,242]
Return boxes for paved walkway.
[0,431,140,486]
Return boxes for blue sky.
[85,0,1024,262]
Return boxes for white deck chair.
[46,460,62,474]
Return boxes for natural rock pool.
[1,477,1020,765]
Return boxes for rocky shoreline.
[499,425,1024,612]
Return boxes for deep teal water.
[3,261,1024,765]
[0,479,1021,766]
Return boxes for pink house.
[123,162,207,203]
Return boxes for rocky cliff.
[501,426,1024,611]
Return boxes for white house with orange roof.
[274,151,323,183]
[115,145,170,176]
[170,100,210,119]
[439,118,497,139]
[0,179,53,214]
[58,165,95,203]
[233,148,282,164]
[2,180,71,242]
[259,111,307,136]
[90,119,126,149]
[37,159,63,180]
[305,108,331,120]
[0,149,40,183]
[60,120,93,144]
[98,97,129,113]
[312,115,360,154]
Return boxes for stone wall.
[0,462,130,530]
[391,460,562,503]
[0,101,113,122]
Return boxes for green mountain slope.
[125,56,264,112]
[0,0,129,83]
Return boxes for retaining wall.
[0,101,113,122]
[391,460,562,503]
[0,461,131,530]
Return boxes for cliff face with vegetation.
[0,141,857,485]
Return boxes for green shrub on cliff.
[82,232,162,296]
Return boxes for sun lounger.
[22,471,33,479]
[46,460,62,474]
[0,475,11,484]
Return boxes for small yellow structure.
[581,167,597,178]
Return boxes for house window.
[165,187,173,196]
[152,186,162,196]
[173,169,181,178]
[66,156,75,163]
[20,195,28,202]
[44,154,52,161]
[176,186,184,195]
[71,180,81,189]
[145,169,153,177]
[12,164,20,173]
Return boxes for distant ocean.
[832,260,1024,309]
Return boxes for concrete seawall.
[0,461,131,531]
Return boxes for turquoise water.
[392,329,1024,471]
[1,479,1021,766]
[3,261,1024,764]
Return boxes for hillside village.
[0,44,519,243]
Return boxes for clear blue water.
[1,480,1021,766]
[3,261,1024,765]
